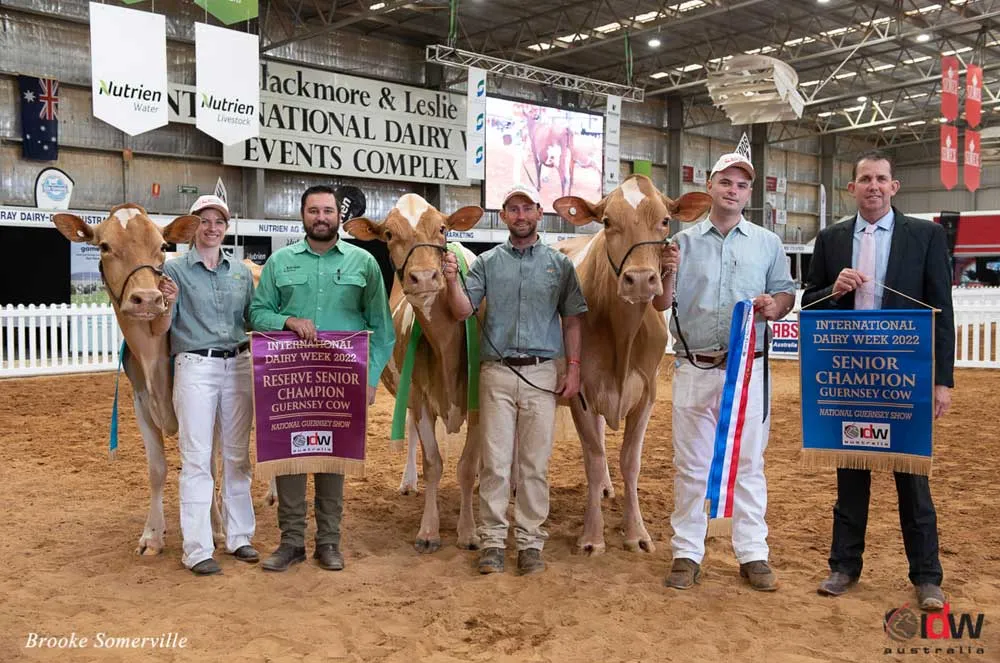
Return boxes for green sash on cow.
[390,243,480,446]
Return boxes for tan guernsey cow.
[345,194,484,552]
[553,175,711,554]
[54,204,204,555]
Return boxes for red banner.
[941,56,960,122]
[965,130,981,192]
[940,124,958,190]
[966,64,983,128]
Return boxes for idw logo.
[842,421,891,449]
[290,431,333,455]
[883,603,986,655]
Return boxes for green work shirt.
[164,250,252,355]
[464,238,588,361]
[249,239,395,387]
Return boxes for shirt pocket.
[329,271,366,310]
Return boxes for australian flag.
[19,76,59,161]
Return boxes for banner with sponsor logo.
[799,310,934,475]
[966,64,983,128]
[769,317,798,357]
[195,23,259,145]
[940,124,958,190]
[940,56,959,122]
[34,168,74,210]
[223,62,467,185]
[965,129,981,193]
[465,67,486,180]
[89,2,168,135]
[194,0,258,24]
[251,330,369,480]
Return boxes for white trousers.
[670,357,771,565]
[173,351,255,568]
[478,361,558,551]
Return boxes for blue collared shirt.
[164,250,253,355]
[851,209,895,308]
[670,216,796,354]
[464,238,588,361]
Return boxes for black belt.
[691,351,764,366]
[188,342,249,359]
[500,356,551,367]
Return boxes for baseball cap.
[502,183,542,207]
[189,194,230,221]
[709,153,755,181]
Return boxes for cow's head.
[554,175,712,303]
[344,194,482,311]
[54,204,199,319]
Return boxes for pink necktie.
[855,224,877,310]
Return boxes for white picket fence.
[1,303,124,377]
[2,294,999,378]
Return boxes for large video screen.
[485,98,604,213]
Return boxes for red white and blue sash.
[705,299,756,535]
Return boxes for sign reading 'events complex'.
[203,62,469,185]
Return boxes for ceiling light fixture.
[857,96,867,102]
[917,33,931,42]
[648,38,662,48]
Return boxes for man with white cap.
[442,183,588,576]
[154,194,258,575]
[664,147,795,592]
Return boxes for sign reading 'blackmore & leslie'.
[188,62,471,185]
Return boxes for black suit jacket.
[802,208,955,387]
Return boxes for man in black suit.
[802,149,954,611]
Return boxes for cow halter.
[393,242,447,281]
[99,260,164,308]
[605,238,671,277]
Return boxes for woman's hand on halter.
[158,276,178,306]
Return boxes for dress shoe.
[314,544,345,571]
[190,558,222,576]
[916,584,945,611]
[740,560,778,592]
[261,544,306,572]
[817,571,858,596]
[478,547,504,574]
[516,548,545,575]
[232,545,260,564]
[664,558,701,589]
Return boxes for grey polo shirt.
[670,217,795,354]
[164,250,253,355]
[464,239,588,361]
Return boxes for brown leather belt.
[691,351,764,366]
[500,356,551,367]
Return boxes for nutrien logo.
[98,80,162,102]
[883,603,986,656]
[199,93,255,115]
[842,421,891,449]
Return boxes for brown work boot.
[916,584,945,611]
[740,560,778,591]
[478,547,504,574]
[664,558,701,590]
[517,548,545,576]
[817,571,858,597]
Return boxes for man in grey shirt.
[665,151,795,592]
[443,183,587,576]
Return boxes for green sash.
[390,243,480,445]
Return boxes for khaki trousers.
[477,361,558,551]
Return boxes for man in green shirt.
[250,184,395,572]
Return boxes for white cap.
[709,153,755,180]
[502,183,542,207]
[189,194,230,221]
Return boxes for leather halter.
[100,261,164,307]
[393,242,447,281]
[605,238,671,277]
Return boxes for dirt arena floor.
[2,361,998,662]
